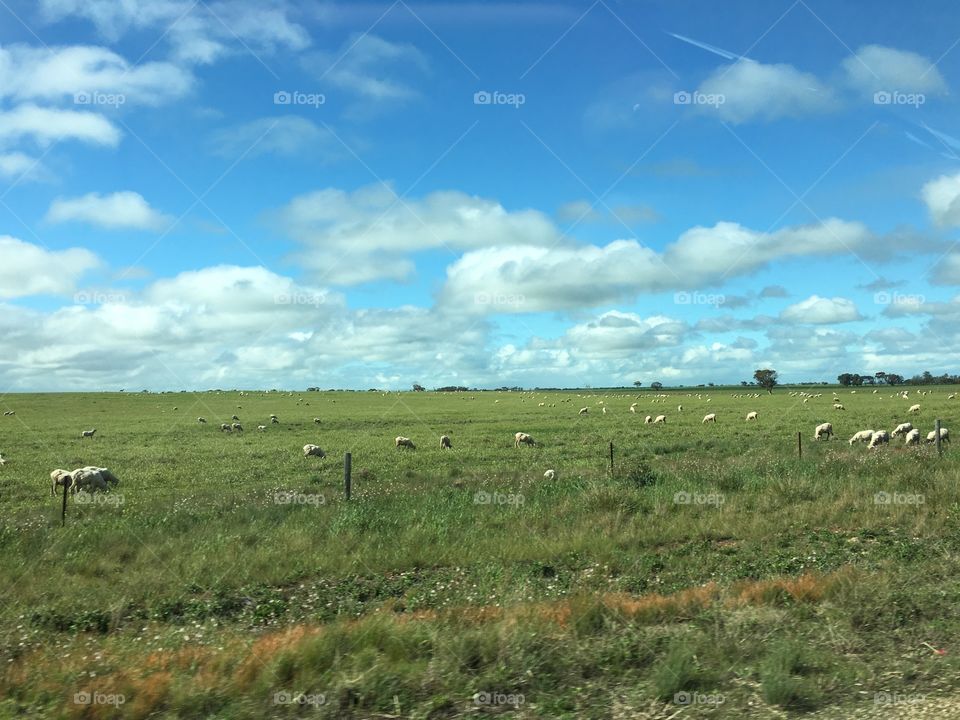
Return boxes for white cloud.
[0,236,101,299]
[38,0,309,65]
[697,60,836,123]
[0,104,121,147]
[779,295,862,324]
[0,151,46,181]
[0,44,192,105]
[46,191,172,231]
[930,254,960,285]
[210,116,335,159]
[277,184,561,285]
[842,45,947,96]
[306,33,427,104]
[921,172,960,227]
[557,200,601,223]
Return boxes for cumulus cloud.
[779,295,862,324]
[0,104,121,147]
[841,45,947,96]
[276,184,562,285]
[921,172,960,227]
[697,60,836,123]
[46,191,172,231]
[0,236,101,299]
[0,44,192,105]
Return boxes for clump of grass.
[651,641,705,700]
[760,641,821,710]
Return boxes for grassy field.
[1,386,960,718]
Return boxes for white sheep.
[677,405,683,412]
[303,444,326,458]
[629,404,637,414]
[848,430,874,445]
[868,430,889,448]
[543,469,556,480]
[653,414,666,424]
[579,407,589,415]
[313,417,322,424]
[515,432,535,448]
[814,422,833,440]
[833,403,845,411]
[71,467,108,493]
[746,411,758,421]
[644,415,653,424]
[926,428,950,443]
[395,436,416,449]
[891,422,913,438]
[440,434,452,449]
[80,428,96,438]
[50,468,72,495]
[257,425,267,431]
[231,422,243,432]
[232,414,240,421]
[269,414,278,420]
[908,404,921,414]
[904,429,921,445]
[271,417,279,424]
[197,417,207,424]
[702,413,717,424]
[220,423,232,432]
[2,410,13,416]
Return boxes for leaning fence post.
[797,431,802,459]
[936,419,943,456]
[344,452,352,500]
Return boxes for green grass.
[1,386,959,717]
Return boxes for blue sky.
[2,0,960,390]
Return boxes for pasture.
[2,386,960,718]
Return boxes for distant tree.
[753,368,778,394]
[633,380,643,388]
[838,373,854,386]
[412,383,425,392]
[886,373,904,386]
[862,376,875,385]
[650,381,663,390]
[740,381,749,386]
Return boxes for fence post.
[797,431,802,459]
[61,479,69,526]
[609,441,614,476]
[344,452,352,500]
[936,419,943,456]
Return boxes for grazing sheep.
[3,410,14,416]
[71,467,108,493]
[271,417,279,424]
[0,453,5,465]
[904,429,921,445]
[395,436,416,449]
[908,404,921,414]
[197,417,207,424]
[868,430,890,449]
[702,413,717,424]
[579,407,589,415]
[926,428,950,443]
[629,404,637,413]
[303,444,326,458]
[602,407,607,415]
[232,423,243,432]
[892,422,913,438]
[257,425,267,431]
[746,411,758,421]
[440,435,452,449]
[644,415,653,424]
[220,423,232,432]
[515,432,535,448]
[814,422,833,441]
[50,469,72,496]
[848,430,875,445]
[543,469,556,480]
[653,414,666,424]
[80,428,96,438]
[833,403,845,410]
[314,417,322,424]
[269,414,278,420]
[232,414,240,421]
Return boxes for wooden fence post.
[344,452,352,500]
[936,419,943,456]
[61,479,69,526]
[609,441,614,476]
[797,431,802,459]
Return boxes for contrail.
[666,31,753,62]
